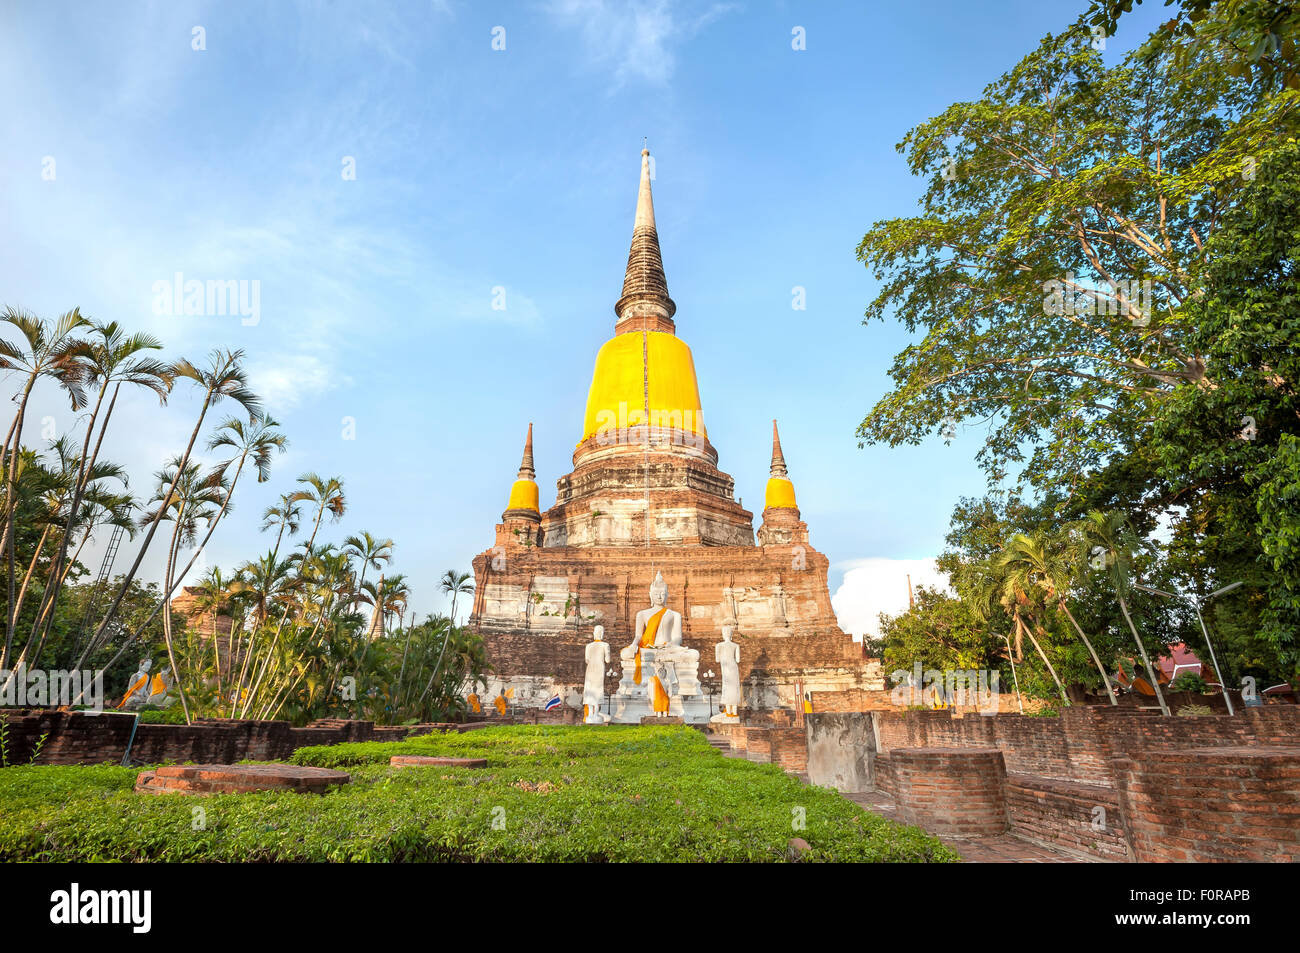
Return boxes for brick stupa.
[469,149,881,719]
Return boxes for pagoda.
[469,149,880,720]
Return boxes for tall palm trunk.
[421,591,461,708]
[30,383,120,652]
[159,505,193,723]
[2,374,39,668]
[1118,593,1170,716]
[1058,599,1118,705]
[1017,613,1068,704]
[76,389,213,669]
[12,523,52,623]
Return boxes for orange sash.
[634,607,666,685]
[117,673,149,710]
[651,674,670,713]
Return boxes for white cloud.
[546,0,736,86]
[831,557,951,641]
[247,352,348,412]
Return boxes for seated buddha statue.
[618,572,701,712]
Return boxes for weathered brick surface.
[135,763,350,795]
[873,706,1300,785]
[1112,746,1300,862]
[471,544,875,700]
[391,755,488,768]
[890,747,1009,837]
[0,710,455,765]
[1006,774,1129,861]
[808,688,900,712]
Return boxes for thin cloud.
[546,0,736,86]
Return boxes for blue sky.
[0,0,1165,634]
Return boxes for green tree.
[855,24,1293,495]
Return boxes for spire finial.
[517,422,535,480]
[770,419,788,478]
[615,146,676,331]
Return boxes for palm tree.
[1000,532,1118,705]
[231,552,297,628]
[191,567,235,686]
[0,307,91,661]
[155,412,287,612]
[260,493,302,563]
[289,472,346,552]
[139,457,229,723]
[79,348,260,665]
[987,552,1069,704]
[377,573,410,631]
[32,321,170,647]
[1081,510,1171,716]
[8,448,131,675]
[342,532,394,612]
[419,569,474,708]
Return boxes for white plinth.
[611,693,713,724]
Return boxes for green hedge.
[0,725,959,863]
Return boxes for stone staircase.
[706,735,733,755]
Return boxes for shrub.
[0,725,958,863]
[1170,673,1211,694]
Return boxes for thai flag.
[544,695,562,711]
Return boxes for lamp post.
[1000,633,1024,714]
[1134,582,1241,716]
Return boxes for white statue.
[145,666,177,708]
[118,658,153,710]
[619,571,700,716]
[711,626,741,723]
[583,626,611,724]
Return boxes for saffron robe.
[635,607,671,712]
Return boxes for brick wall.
[889,747,1009,837]
[1112,746,1300,862]
[0,710,459,765]
[809,689,900,712]
[767,727,807,772]
[1006,775,1128,861]
[872,706,1300,786]
[708,720,807,773]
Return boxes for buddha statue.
[145,666,176,708]
[618,571,701,714]
[583,626,611,724]
[710,625,741,723]
[118,658,153,710]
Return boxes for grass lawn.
[0,725,959,862]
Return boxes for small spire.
[517,422,535,480]
[615,146,676,331]
[770,419,788,478]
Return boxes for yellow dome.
[580,331,707,445]
[765,477,797,510]
[506,478,539,513]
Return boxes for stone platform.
[134,763,350,795]
[390,755,488,768]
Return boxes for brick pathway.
[715,741,1086,863]
[844,790,1090,863]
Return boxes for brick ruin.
[468,149,880,717]
[736,705,1300,862]
[0,709,468,765]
